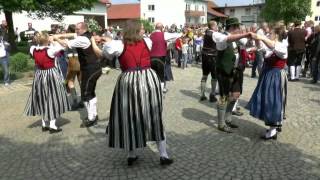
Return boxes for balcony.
[185,10,205,17]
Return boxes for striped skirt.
[108,68,165,151]
[247,68,287,126]
[24,68,70,121]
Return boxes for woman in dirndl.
[91,20,173,166]
[24,32,70,134]
[248,26,288,140]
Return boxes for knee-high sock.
[210,79,217,95]
[161,82,165,91]
[200,76,207,97]
[217,100,227,128]
[127,150,137,158]
[84,101,94,121]
[232,99,239,112]
[49,119,57,129]
[296,65,302,79]
[290,66,296,80]
[225,100,236,123]
[70,88,78,105]
[42,118,48,127]
[215,80,220,94]
[90,97,97,118]
[156,136,169,158]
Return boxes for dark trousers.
[81,65,102,102]
[202,54,217,79]
[151,56,166,82]
[312,57,320,82]
[217,68,243,97]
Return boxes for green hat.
[226,17,242,26]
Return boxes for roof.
[107,3,140,19]
[207,8,228,18]
[99,0,111,4]
[207,1,227,18]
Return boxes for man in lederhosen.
[214,18,250,133]
[200,20,219,102]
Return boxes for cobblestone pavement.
[0,65,319,180]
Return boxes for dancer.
[200,20,219,102]
[248,25,288,140]
[91,20,173,166]
[24,32,70,133]
[54,22,102,128]
[215,18,250,133]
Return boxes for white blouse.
[102,38,152,60]
[264,39,288,59]
[30,42,64,58]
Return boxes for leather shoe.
[226,121,239,129]
[160,157,174,165]
[49,128,62,134]
[42,127,49,132]
[260,133,277,140]
[127,156,138,166]
[232,111,244,116]
[218,125,233,133]
[80,116,98,128]
[199,96,207,101]
[209,94,217,103]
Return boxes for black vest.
[76,32,99,70]
[202,29,217,56]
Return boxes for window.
[317,1,320,6]
[315,16,319,21]
[245,8,251,15]
[229,9,235,16]
[186,4,190,11]
[195,5,199,11]
[148,17,155,23]
[148,5,155,11]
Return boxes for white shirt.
[102,38,152,60]
[182,44,188,54]
[67,36,91,49]
[264,41,288,59]
[212,31,228,51]
[256,28,267,50]
[154,30,182,41]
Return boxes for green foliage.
[86,18,102,33]
[139,19,154,34]
[261,0,312,24]
[9,52,31,72]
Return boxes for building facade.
[216,0,265,27]
[305,0,320,24]
[0,0,110,33]
[140,0,207,27]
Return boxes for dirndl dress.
[247,62,287,127]
[24,47,70,121]
[107,40,165,151]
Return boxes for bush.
[10,52,31,72]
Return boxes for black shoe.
[226,121,239,129]
[80,116,98,128]
[232,111,244,116]
[127,156,138,166]
[218,125,233,133]
[266,127,282,133]
[49,128,62,134]
[160,157,174,165]
[260,133,277,140]
[209,94,217,103]
[199,96,207,101]
[78,102,85,108]
[311,80,317,84]
[42,127,49,132]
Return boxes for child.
[24,32,70,134]
[181,38,189,69]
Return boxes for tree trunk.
[4,11,17,53]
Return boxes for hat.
[226,17,242,27]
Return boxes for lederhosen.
[202,29,218,79]
[66,48,81,82]
[76,32,102,102]
[216,34,242,97]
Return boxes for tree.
[139,19,154,34]
[0,0,98,52]
[260,0,312,24]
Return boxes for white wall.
[140,0,208,27]
[224,6,260,26]
[305,0,320,23]
[0,12,84,33]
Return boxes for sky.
[111,0,259,6]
